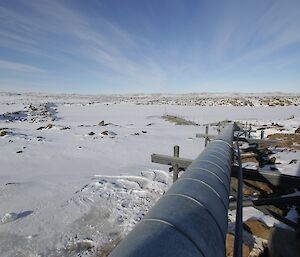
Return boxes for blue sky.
[0,0,299,94]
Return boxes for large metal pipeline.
[108,124,235,257]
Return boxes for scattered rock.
[101,131,109,136]
[28,104,38,111]
[36,124,53,131]
[243,218,270,240]
[295,127,300,134]
[88,132,95,136]
[134,133,139,136]
[60,126,71,130]
[64,239,94,253]
[226,233,251,257]
[289,159,298,164]
[142,131,147,133]
[262,156,276,164]
[98,120,105,126]
[146,123,153,126]
[94,235,122,257]
[45,123,53,129]
[5,182,19,186]
[0,130,7,136]
[16,150,23,154]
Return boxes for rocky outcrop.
[243,218,270,240]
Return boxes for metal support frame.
[108,125,235,257]
[233,136,243,257]
[108,122,300,257]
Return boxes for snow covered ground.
[0,92,299,256]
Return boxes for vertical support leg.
[205,125,209,147]
[173,145,179,183]
[248,124,252,138]
[260,130,264,139]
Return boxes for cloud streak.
[0,60,44,73]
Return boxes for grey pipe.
[108,124,235,257]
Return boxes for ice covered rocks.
[37,123,54,130]
[101,130,117,137]
[1,212,19,223]
[64,239,94,253]
[98,120,105,126]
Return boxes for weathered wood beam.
[151,153,193,170]
[229,196,300,210]
[196,133,216,139]
[231,166,300,189]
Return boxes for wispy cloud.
[0,0,167,87]
[0,60,44,73]
[211,0,300,66]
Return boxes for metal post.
[260,130,264,140]
[248,124,252,138]
[205,125,209,147]
[233,138,243,257]
[244,122,248,138]
[173,145,180,183]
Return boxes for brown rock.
[45,123,53,129]
[243,218,270,240]
[0,130,7,136]
[226,233,250,257]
